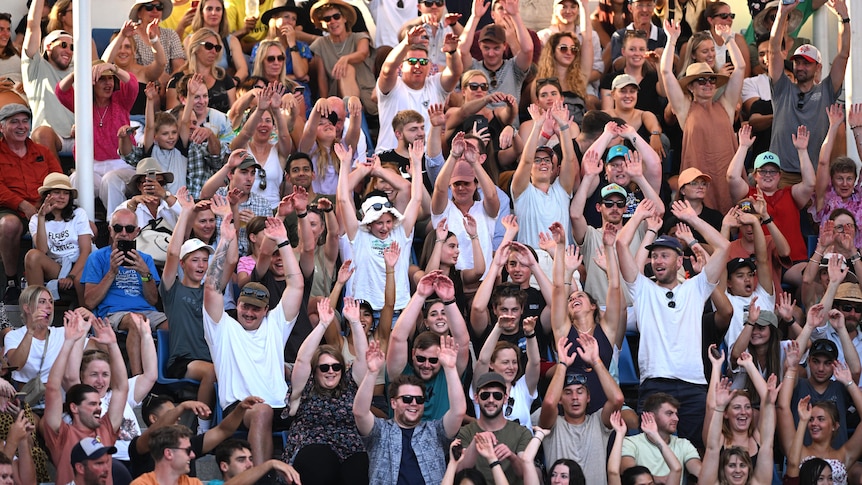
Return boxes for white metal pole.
[73,0,95,219]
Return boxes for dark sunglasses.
[258,167,267,190]
[488,69,498,88]
[367,200,394,212]
[198,41,223,53]
[54,41,73,51]
[405,57,430,66]
[694,76,718,85]
[422,0,445,5]
[170,447,193,455]
[415,355,439,364]
[479,390,504,401]
[397,395,426,404]
[112,224,137,233]
[665,290,676,309]
[142,392,161,409]
[537,77,559,85]
[466,82,489,91]
[557,44,579,53]
[141,3,165,11]
[565,373,587,387]
[240,287,268,299]
[712,12,735,19]
[265,54,286,63]
[797,91,806,110]
[321,12,342,22]
[624,29,648,39]
[839,303,862,313]
[602,200,626,208]
[318,363,344,372]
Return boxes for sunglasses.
[479,390,505,401]
[318,363,344,372]
[142,393,161,409]
[54,41,74,51]
[839,304,862,313]
[397,395,426,404]
[624,29,648,39]
[602,200,626,208]
[488,69,498,88]
[665,290,676,309]
[797,91,806,110]
[415,355,439,364]
[466,82,489,91]
[240,287,268,299]
[367,200,394,212]
[170,447,193,455]
[422,0,445,5]
[564,373,587,387]
[694,76,718,85]
[537,77,559,85]
[811,341,836,354]
[198,41,223,53]
[321,12,342,22]
[112,224,137,233]
[141,3,165,11]
[265,54,286,63]
[712,12,735,19]
[557,44,579,53]
[405,57,430,66]
[258,167,268,190]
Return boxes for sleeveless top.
[566,323,614,414]
[681,101,738,214]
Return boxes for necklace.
[332,36,349,56]
[96,103,109,128]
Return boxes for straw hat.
[678,62,728,91]
[309,0,357,29]
[38,173,77,199]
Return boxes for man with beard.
[809,282,862,384]
[620,394,702,485]
[43,312,127,485]
[355,339,465,485]
[616,198,730,450]
[455,372,531,484]
[767,0,849,184]
[71,438,117,485]
[132,425,202,485]
[20,0,74,161]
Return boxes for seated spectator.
[539,0,604,100]
[660,168,722,248]
[225,0,277,54]
[130,425,201,485]
[43,312,127,485]
[809,281,862,377]
[167,29,236,112]
[70,438,117,485]
[57,61,139,214]
[213,438,300,485]
[802,216,861,311]
[102,20,167,118]
[115,159,181,229]
[129,0,186,79]
[24,173,92,304]
[532,31,592,121]
[202,213,304,466]
[602,0,667,73]
[81,208,167,376]
[590,0,632,51]
[185,0,249,83]
[354,339,466,485]
[602,74,665,158]
[0,13,22,84]
[467,0,542,66]
[598,29,665,126]
[308,0,377,115]
[0,103,61,303]
[248,41,302,124]
[608,410,682,485]
[259,3,309,88]
[687,2,749,78]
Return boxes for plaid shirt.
[216,186,272,256]
[121,142,225,199]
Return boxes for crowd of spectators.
[0,0,861,483]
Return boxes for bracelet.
[687,239,699,247]
[445,49,457,55]
[386,270,395,274]
[847,381,856,388]
[489,460,502,468]
[442,298,457,306]
[149,36,160,44]
[469,234,479,240]
[540,130,553,139]
[762,217,774,225]
[435,239,446,243]
[525,332,536,338]
[297,211,308,218]
[842,17,851,24]
[559,123,570,131]
[715,407,726,412]
[744,322,754,327]
[785,316,797,324]
[651,130,661,135]
[646,228,658,235]
[277,240,291,248]
[564,282,572,286]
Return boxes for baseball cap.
[238,283,270,308]
[479,24,506,44]
[238,157,263,171]
[606,144,629,163]
[727,257,756,274]
[677,167,712,187]
[450,160,476,184]
[180,238,215,260]
[645,235,683,255]
[754,151,780,170]
[535,146,555,159]
[810,339,838,360]
[71,438,117,466]
[611,74,639,90]
[476,372,507,390]
[755,310,778,328]
[601,183,627,199]
[791,44,822,64]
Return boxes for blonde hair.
[536,32,587,99]
[184,28,226,80]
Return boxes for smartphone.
[14,392,25,409]
[117,239,136,266]
[146,169,157,181]
[125,126,138,135]
[294,86,306,95]
[451,443,463,461]
[191,0,200,8]
[710,347,722,360]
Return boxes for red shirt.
[747,186,808,262]
[0,138,61,216]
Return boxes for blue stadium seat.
[618,337,639,387]
[155,329,201,389]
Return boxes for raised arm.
[95,317,129,431]
[162,186,196,290]
[616,198,655,284]
[539,337,575,429]
[378,26,428,95]
[570,150,603,244]
[660,20,689,124]
[727,125,754,203]
[354,340,384,436]
[335,143,359,239]
[471,244,509,335]
[768,0,794,83]
[816,105,846,212]
[784,394,811,478]
[671,200,730,283]
[387,273,434,376]
[432,274,470,373]
[43,312,90,433]
[716,24,745,118]
[457,0,489,70]
[439,335,467,437]
[22,0,45,58]
[827,309,862,384]
[790,126,816,207]
[549,103,579,194]
[752,375,779,484]
[288,299,334,415]
[827,0,850,94]
[432,133,464,215]
[204,212,238,322]
[511,105,544,198]
[400,140,425,236]
[700,376,735,484]
[777,339,802,454]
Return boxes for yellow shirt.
[225,0,276,46]
[160,1,195,40]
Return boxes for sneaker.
[3,286,20,305]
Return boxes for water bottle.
[246,0,259,20]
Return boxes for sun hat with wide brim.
[359,195,404,228]
[261,0,305,25]
[309,0,357,29]
[129,0,173,22]
[678,62,729,91]
[126,157,174,195]
[38,172,78,199]
[753,0,802,37]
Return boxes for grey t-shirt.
[160,280,210,366]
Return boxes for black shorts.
[222,401,293,431]
[166,357,194,379]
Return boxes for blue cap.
[645,235,683,255]
[606,145,630,163]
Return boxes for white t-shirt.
[28,207,94,263]
[431,200,497,280]
[4,326,66,384]
[204,308,296,409]
[626,272,716,385]
[348,225,413,310]
[723,284,775,353]
[375,74,448,153]
[514,179,573,249]
[741,73,772,103]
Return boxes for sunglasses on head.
[557,44,579,53]
[564,373,587,387]
[198,41,222,53]
[479,390,505,401]
[405,57,430,66]
[141,3,165,11]
[537,77,559,85]
[240,287,268,299]
[112,224,137,233]
[265,54,286,63]
[321,12,342,22]
[466,82,489,91]
[422,0,445,6]
[415,355,439,364]
[712,12,735,19]
[694,76,718,86]
[318,363,344,372]
[602,200,626,208]
[397,395,426,404]
[367,200,394,212]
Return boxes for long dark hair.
[743,325,781,406]
[0,13,19,60]
[799,458,831,485]
[40,189,77,222]
[547,459,586,485]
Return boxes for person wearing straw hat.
[660,18,743,215]
[767,0,849,186]
[129,0,186,80]
[113,157,180,229]
[0,103,62,304]
[24,172,93,304]
[811,281,862,381]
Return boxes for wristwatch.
[141,273,153,282]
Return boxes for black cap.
[476,372,507,390]
[727,257,756,274]
[810,339,838,361]
[645,235,683,255]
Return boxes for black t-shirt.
[377,149,433,193]
[599,68,664,122]
[397,427,424,485]
[252,268,314,362]
[660,204,724,241]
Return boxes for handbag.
[136,217,173,265]
[20,329,48,407]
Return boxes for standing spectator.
[767,0,849,183]
[0,104,61,303]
